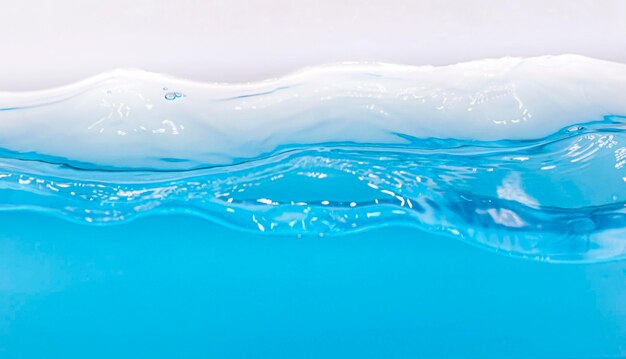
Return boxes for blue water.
[1,117,626,261]
[0,213,625,358]
[2,59,626,357]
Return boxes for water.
[1,55,626,357]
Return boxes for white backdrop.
[1,0,625,90]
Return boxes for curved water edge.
[2,54,626,170]
[1,55,625,262]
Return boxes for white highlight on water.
[1,55,625,169]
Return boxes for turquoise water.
[1,213,625,358]
[2,58,626,356]
[1,116,625,261]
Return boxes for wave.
[2,54,626,170]
[1,55,626,262]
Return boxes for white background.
[1,0,625,90]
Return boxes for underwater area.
[1,56,626,357]
[1,214,625,358]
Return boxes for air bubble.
[164,92,184,101]
[567,126,585,133]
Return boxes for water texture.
[1,55,625,262]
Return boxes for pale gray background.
[1,0,625,90]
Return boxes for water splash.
[1,55,626,262]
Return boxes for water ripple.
[2,56,626,262]
[0,119,625,261]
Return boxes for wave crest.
[1,55,626,262]
[1,55,626,169]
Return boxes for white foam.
[1,55,625,168]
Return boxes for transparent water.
[1,56,626,357]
